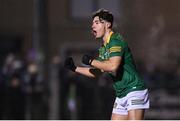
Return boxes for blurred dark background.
[0,0,180,120]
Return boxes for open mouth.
[92,30,97,36]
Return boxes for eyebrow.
[93,19,105,23]
[93,19,100,22]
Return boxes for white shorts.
[112,89,149,115]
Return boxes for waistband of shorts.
[116,88,148,98]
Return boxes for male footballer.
[65,9,149,120]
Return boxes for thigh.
[111,113,128,120]
[128,109,145,120]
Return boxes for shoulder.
[109,33,128,46]
[111,33,124,40]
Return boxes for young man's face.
[91,16,106,39]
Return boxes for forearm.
[91,60,113,72]
[75,66,101,78]
[91,57,120,72]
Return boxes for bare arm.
[75,66,103,78]
[91,56,121,72]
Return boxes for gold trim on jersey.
[109,46,121,53]
[104,31,113,46]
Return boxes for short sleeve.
[108,39,127,57]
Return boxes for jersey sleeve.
[109,39,127,57]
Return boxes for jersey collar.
[104,31,113,46]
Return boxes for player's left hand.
[82,54,93,65]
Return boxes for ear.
[106,22,111,28]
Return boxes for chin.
[95,36,100,39]
[95,35,103,39]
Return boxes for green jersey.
[97,32,146,98]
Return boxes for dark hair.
[92,9,114,28]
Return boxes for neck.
[103,29,113,45]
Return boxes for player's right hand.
[64,57,77,72]
[82,54,93,65]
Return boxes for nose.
[91,23,95,29]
